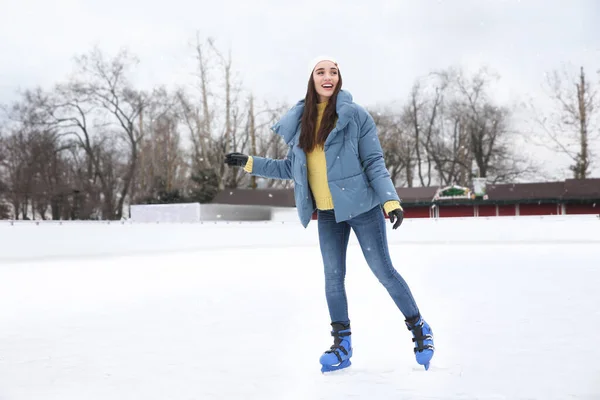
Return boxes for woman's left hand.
[388,208,404,230]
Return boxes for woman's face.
[312,60,339,103]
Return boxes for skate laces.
[407,319,434,353]
[325,327,351,362]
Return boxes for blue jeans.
[317,205,420,325]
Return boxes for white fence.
[129,203,273,222]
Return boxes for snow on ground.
[1,216,599,399]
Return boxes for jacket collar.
[271,89,355,145]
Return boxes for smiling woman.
[299,57,341,153]
[312,59,339,100]
[224,55,435,373]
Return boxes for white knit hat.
[307,55,339,77]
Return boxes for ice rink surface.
[1,216,599,399]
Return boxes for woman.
[224,56,434,372]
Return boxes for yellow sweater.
[244,101,401,215]
[307,102,334,209]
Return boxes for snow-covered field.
[1,214,599,399]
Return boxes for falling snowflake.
[268,193,273,197]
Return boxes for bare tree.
[251,100,293,189]
[0,125,8,217]
[0,37,298,217]
[27,129,74,219]
[426,107,471,186]
[179,35,247,190]
[1,129,28,218]
[179,35,288,191]
[371,109,414,186]
[134,88,188,203]
[70,47,148,218]
[530,65,599,179]
[402,79,448,187]
[18,86,111,218]
[432,67,532,185]
[0,123,74,220]
[13,47,148,219]
[375,71,473,187]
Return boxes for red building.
[212,179,600,219]
[399,179,600,218]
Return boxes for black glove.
[224,152,248,167]
[388,208,404,230]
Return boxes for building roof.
[397,186,439,203]
[211,179,600,207]
[485,179,600,202]
[562,179,600,199]
[486,181,567,201]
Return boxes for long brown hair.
[299,71,343,152]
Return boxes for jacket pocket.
[330,172,372,209]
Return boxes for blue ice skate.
[405,315,434,370]
[319,322,352,373]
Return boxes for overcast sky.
[1,0,599,178]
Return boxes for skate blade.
[321,359,351,373]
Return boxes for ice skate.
[406,315,434,370]
[319,322,352,373]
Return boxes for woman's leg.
[347,206,420,319]
[317,209,352,325]
[346,206,434,370]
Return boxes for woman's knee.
[369,260,398,287]
[324,268,345,288]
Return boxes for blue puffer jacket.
[250,90,400,228]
